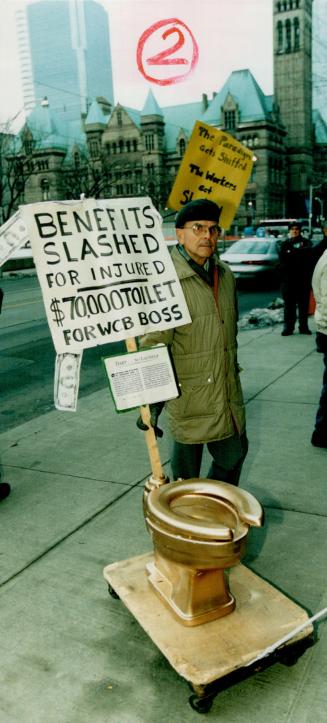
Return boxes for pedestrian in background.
[277,221,313,336]
[137,199,248,486]
[311,248,327,449]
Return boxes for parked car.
[220,237,280,283]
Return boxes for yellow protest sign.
[167,121,254,229]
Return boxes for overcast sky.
[0,0,325,129]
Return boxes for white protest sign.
[20,197,191,354]
[0,211,29,266]
[104,344,178,411]
[54,352,83,412]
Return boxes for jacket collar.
[171,245,225,282]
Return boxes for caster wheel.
[189,694,213,713]
[281,652,300,667]
[107,584,120,600]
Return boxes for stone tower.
[140,91,166,209]
[273,0,313,216]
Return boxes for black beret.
[175,199,222,228]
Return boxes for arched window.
[249,163,257,183]
[277,20,283,51]
[179,138,186,156]
[293,17,300,50]
[285,19,292,52]
[224,110,236,130]
[117,110,122,128]
[119,139,124,153]
[133,139,138,152]
[277,1,281,11]
[145,134,155,151]
[24,138,34,155]
[126,140,131,152]
[112,142,117,155]
[40,178,50,201]
[89,139,99,158]
[74,152,80,168]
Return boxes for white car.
[220,237,280,282]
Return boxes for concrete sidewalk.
[0,319,326,723]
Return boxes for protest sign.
[167,121,254,229]
[0,211,29,266]
[103,344,178,411]
[20,197,191,354]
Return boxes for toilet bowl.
[143,478,263,626]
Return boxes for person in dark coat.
[277,221,313,336]
[311,249,327,448]
[0,287,11,502]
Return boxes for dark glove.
[136,402,165,438]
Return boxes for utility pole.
[315,196,324,225]
[308,184,313,238]
[308,183,323,238]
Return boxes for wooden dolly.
[103,552,315,713]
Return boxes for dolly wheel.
[189,694,213,713]
[107,584,120,600]
[280,650,300,667]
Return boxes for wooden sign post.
[125,336,167,486]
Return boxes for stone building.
[2,0,327,231]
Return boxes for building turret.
[273,0,314,215]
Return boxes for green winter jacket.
[139,246,246,444]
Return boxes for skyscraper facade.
[16,0,114,122]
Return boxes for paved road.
[0,274,281,431]
[0,274,281,329]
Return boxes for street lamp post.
[247,200,254,228]
[315,196,324,225]
[308,185,313,238]
[308,183,323,237]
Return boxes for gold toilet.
[144,479,263,626]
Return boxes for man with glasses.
[138,198,247,486]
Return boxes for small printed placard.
[103,345,178,411]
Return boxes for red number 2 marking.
[136,18,199,86]
[147,28,188,66]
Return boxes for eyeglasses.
[184,222,221,237]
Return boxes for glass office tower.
[16,0,114,121]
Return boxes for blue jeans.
[171,431,248,486]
